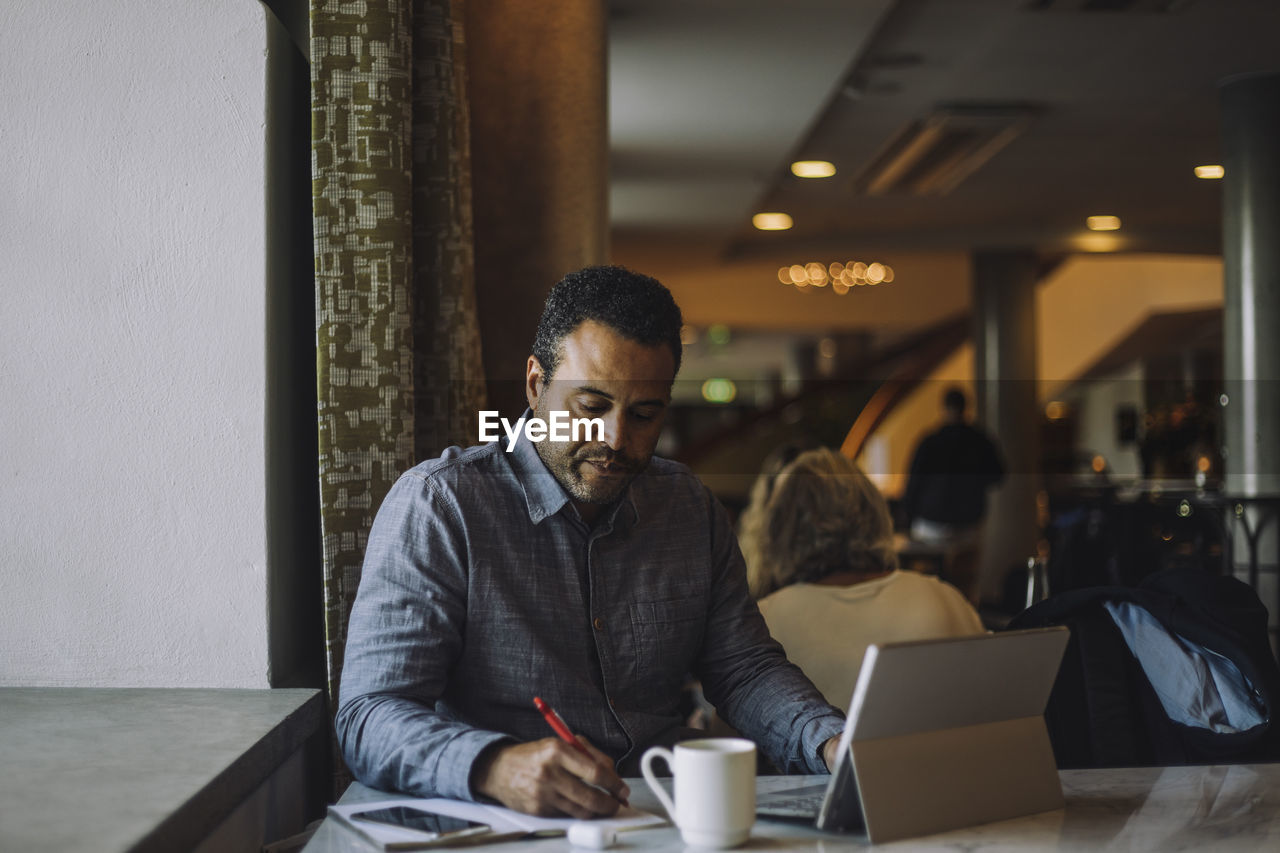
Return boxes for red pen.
[533,696,629,806]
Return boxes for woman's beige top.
[757,569,984,711]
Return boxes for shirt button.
[593,617,605,631]
[609,698,616,708]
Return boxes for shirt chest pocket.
[628,597,706,691]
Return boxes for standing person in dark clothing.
[903,387,1005,600]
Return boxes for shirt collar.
[506,409,639,528]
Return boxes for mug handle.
[639,746,678,822]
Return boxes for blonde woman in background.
[737,441,809,585]
[744,447,984,712]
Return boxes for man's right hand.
[471,737,631,818]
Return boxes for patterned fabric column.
[310,0,416,707]
[311,0,487,760]
[412,0,487,459]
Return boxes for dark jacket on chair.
[1007,567,1280,768]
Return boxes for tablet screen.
[350,806,488,837]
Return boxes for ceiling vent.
[852,105,1036,197]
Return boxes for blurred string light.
[707,323,732,346]
[701,378,737,404]
[1194,164,1225,180]
[776,260,895,293]
[1086,215,1121,231]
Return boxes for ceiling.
[608,0,1280,271]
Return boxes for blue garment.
[1007,567,1280,768]
[336,427,844,800]
[1103,601,1265,735]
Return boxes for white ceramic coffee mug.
[640,738,756,848]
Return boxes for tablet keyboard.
[756,783,830,818]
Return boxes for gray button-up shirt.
[336,429,845,800]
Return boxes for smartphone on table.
[350,805,491,842]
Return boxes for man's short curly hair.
[531,265,684,381]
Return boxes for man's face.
[526,320,675,512]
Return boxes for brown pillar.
[972,251,1042,604]
[466,0,609,418]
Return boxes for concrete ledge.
[0,688,325,852]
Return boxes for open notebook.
[329,795,664,851]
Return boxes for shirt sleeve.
[692,488,846,774]
[335,471,513,800]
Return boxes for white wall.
[1038,254,1222,397]
[1065,362,1146,480]
[0,1,270,686]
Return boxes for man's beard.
[530,402,647,506]
[537,440,646,506]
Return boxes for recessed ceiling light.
[752,212,793,231]
[1086,215,1121,231]
[791,160,837,178]
[1194,164,1225,179]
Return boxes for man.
[337,266,845,819]
[902,388,1006,598]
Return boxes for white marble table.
[303,764,1280,852]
